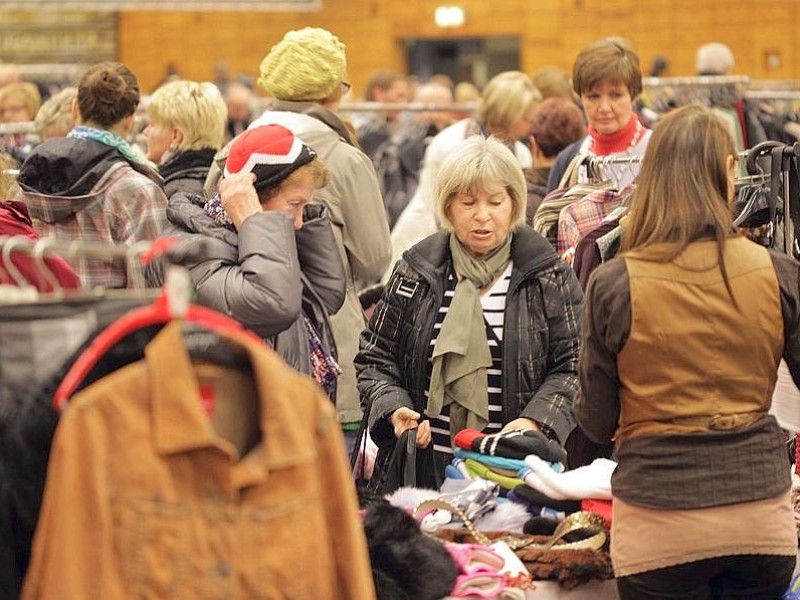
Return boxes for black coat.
[355,227,583,451]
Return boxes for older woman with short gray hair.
[356,135,582,492]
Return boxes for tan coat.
[23,322,375,599]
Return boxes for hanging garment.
[0,201,81,292]
[556,185,634,262]
[533,179,616,249]
[22,321,375,600]
[0,297,155,598]
[0,298,149,418]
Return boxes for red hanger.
[53,261,263,411]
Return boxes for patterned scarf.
[203,192,236,231]
[304,314,341,395]
[68,126,148,166]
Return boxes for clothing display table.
[526,579,619,599]
[444,579,619,600]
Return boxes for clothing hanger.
[1,235,36,290]
[0,235,161,305]
[53,264,261,411]
[31,237,67,294]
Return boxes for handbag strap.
[403,427,417,486]
[350,399,371,478]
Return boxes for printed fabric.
[68,126,148,166]
[557,185,634,262]
[304,313,342,395]
[203,192,236,231]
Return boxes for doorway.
[405,36,520,87]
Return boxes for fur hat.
[224,124,316,192]
[258,27,346,102]
[362,502,458,600]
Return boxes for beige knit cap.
[258,27,347,102]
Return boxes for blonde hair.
[454,81,480,103]
[435,136,526,231]
[475,71,541,133]
[34,86,77,139]
[148,80,228,151]
[0,153,15,197]
[0,82,42,121]
[531,66,577,102]
[622,104,737,298]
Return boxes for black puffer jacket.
[355,227,583,450]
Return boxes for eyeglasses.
[341,81,352,95]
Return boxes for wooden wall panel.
[117,0,800,95]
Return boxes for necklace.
[625,119,645,153]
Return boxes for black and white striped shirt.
[427,263,513,466]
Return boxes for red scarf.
[588,115,642,155]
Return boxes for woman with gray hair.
[387,70,542,275]
[356,135,582,490]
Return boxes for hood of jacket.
[19,137,131,198]
[17,137,164,224]
[249,108,350,164]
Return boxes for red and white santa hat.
[224,124,317,191]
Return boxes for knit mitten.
[472,429,568,463]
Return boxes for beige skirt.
[611,490,797,578]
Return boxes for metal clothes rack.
[15,64,87,83]
[339,101,476,113]
[0,235,155,298]
[744,91,800,101]
[643,75,751,88]
[0,122,36,136]
[137,95,477,115]
[748,79,800,91]
[585,150,751,168]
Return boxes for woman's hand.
[390,407,431,448]
[219,172,262,231]
[502,417,540,433]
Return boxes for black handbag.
[351,403,437,495]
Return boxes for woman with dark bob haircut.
[577,104,800,599]
[546,36,652,192]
